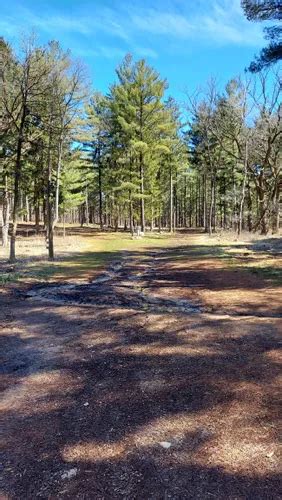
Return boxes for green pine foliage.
[0,35,281,261]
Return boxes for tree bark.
[139,157,145,233]
[257,173,268,235]
[238,143,248,237]
[54,136,63,227]
[272,182,280,234]
[46,124,55,260]
[98,155,103,230]
[85,188,89,226]
[169,165,173,233]
[9,105,27,262]
[129,191,133,235]
[208,176,214,236]
[1,175,10,247]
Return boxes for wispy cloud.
[0,4,159,60]
[0,0,264,65]
[76,46,127,59]
[0,10,90,37]
[131,12,193,38]
[74,45,157,60]
[200,0,264,46]
[134,46,158,58]
[0,5,129,40]
[128,0,264,47]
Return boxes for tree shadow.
[244,237,282,256]
[118,246,281,293]
[1,291,280,498]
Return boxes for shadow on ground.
[1,233,281,497]
[1,287,281,498]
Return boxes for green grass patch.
[0,272,21,286]
[24,232,173,282]
[248,265,282,285]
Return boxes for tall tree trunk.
[189,182,192,228]
[98,156,103,230]
[158,191,162,233]
[1,175,10,247]
[175,171,178,229]
[232,168,237,231]
[85,188,89,226]
[54,136,63,227]
[257,174,268,235]
[204,173,208,232]
[169,165,173,233]
[272,181,280,234]
[184,176,187,227]
[198,177,201,228]
[150,197,154,231]
[63,206,66,238]
[129,164,133,234]
[9,116,25,262]
[223,176,227,229]
[42,197,47,230]
[238,144,248,237]
[129,191,133,235]
[139,156,145,232]
[0,206,5,247]
[80,205,85,227]
[33,173,41,233]
[209,176,214,236]
[246,182,252,232]
[46,125,55,260]
[213,175,216,232]
[25,196,29,222]
[35,203,40,233]
[2,175,10,247]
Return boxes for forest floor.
[0,227,281,499]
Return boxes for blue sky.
[1,0,266,99]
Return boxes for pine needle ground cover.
[1,228,281,498]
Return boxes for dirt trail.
[25,248,281,318]
[1,243,281,499]
[25,250,201,314]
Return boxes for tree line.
[0,35,281,261]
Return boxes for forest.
[1,1,282,498]
[1,35,281,261]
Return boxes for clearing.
[0,228,281,499]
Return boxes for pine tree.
[110,55,169,232]
[241,0,282,71]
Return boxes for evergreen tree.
[241,0,282,71]
[110,55,169,232]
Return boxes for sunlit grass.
[0,228,280,286]
[22,232,172,282]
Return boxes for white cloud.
[128,0,264,47]
[0,0,264,64]
[134,46,158,58]
[201,0,264,46]
[37,15,92,35]
[75,45,157,60]
[132,11,194,37]
[1,5,129,40]
[86,46,127,59]
[0,5,158,61]
[0,17,21,37]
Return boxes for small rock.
[200,428,212,439]
[159,441,172,449]
[61,468,78,480]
